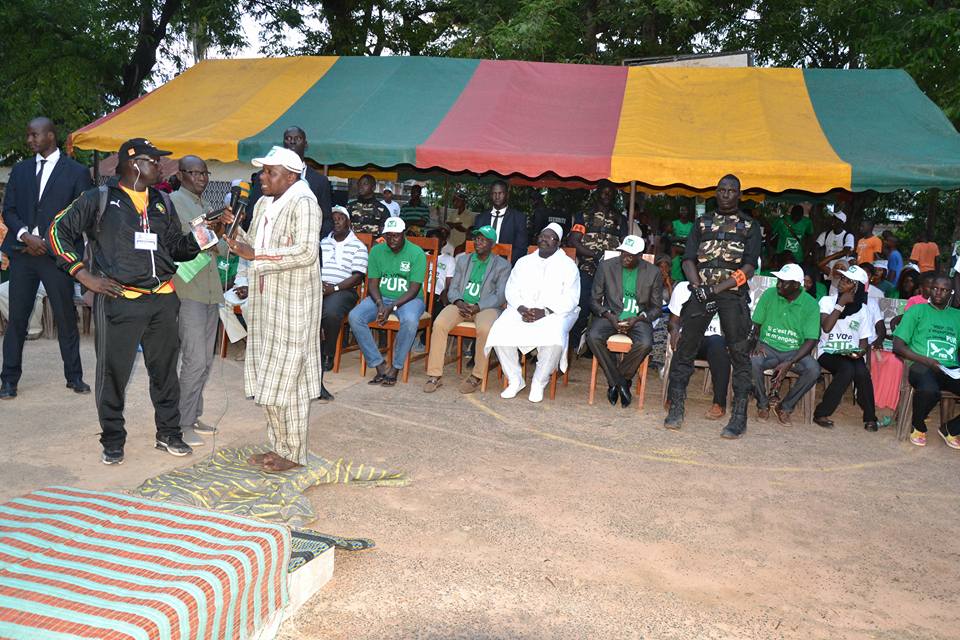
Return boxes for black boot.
[721,396,749,439]
[663,383,686,430]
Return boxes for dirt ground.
[3,336,959,639]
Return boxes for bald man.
[170,155,223,446]
[1,117,92,400]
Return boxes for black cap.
[118,137,172,160]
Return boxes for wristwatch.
[834,304,845,313]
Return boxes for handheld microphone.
[226,181,250,237]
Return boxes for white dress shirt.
[490,208,506,241]
[17,148,60,240]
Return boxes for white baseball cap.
[841,264,869,285]
[872,259,889,271]
[331,205,349,218]
[771,263,805,284]
[616,235,645,255]
[383,217,406,234]
[830,209,847,223]
[252,146,305,173]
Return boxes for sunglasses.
[133,156,160,165]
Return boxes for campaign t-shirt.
[433,253,455,296]
[773,216,813,260]
[817,296,875,356]
[893,303,960,366]
[672,219,693,240]
[461,254,489,305]
[910,241,940,272]
[752,287,821,352]
[668,282,721,336]
[368,240,427,299]
[620,267,640,320]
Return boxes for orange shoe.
[705,404,725,420]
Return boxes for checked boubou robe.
[236,179,323,462]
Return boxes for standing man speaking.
[1,117,91,399]
[226,147,323,473]
[49,138,205,464]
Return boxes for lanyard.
[134,198,159,286]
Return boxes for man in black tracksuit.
[49,138,205,465]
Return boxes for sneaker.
[423,377,443,393]
[938,426,960,450]
[180,427,205,447]
[192,420,217,434]
[155,434,193,457]
[528,383,545,403]
[101,447,124,465]
[910,429,927,447]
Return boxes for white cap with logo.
[842,264,869,285]
[251,146,305,173]
[383,217,406,234]
[616,235,645,255]
[771,263,805,284]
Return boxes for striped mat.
[0,486,290,640]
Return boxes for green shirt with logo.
[461,255,490,305]
[772,216,813,260]
[620,267,640,320]
[752,287,821,352]
[368,241,427,299]
[893,303,960,366]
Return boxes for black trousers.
[1,252,82,386]
[908,363,960,435]
[569,272,594,349]
[816,352,877,422]
[586,318,653,386]
[94,293,182,448]
[320,289,358,356]
[699,334,731,408]
[669,291,752,402]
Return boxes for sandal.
[423,377,442,393]
[368,372,386,385]
[247,451,280,466]
[262,456,303,473]
[381,373,398,387]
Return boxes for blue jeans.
[348,296,426,369]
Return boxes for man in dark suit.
[472,180,528,265]
[0,117,92,399]
[247,126,333,237]
[586,235,662,408]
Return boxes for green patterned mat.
[135,445,408,526]
[289,528,375,572]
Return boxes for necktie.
[491,210,503,239]
[35,159,46,202]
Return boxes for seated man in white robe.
[485,223,580,403]
[0,281,45,339]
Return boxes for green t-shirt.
[368,241,427,299]
[772,216,813,260]
[672,219,693,240]
[620,267,640,320]
[751,287,821,352]
[400,202,431,229]
[813,281,827,301]
[461,255,490,305]
[892,303,960,366]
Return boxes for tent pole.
[627,180,636,233]
[323,164,329,177]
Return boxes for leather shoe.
[607,385,618,406]
[318,384,334,403]
[321,356,334,372]
[66,379,91,394]
[0,383,16,399]
[618,383,632,408]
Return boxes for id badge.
[135,232,158,251]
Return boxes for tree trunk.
[926,188,939,238]
[119,0,183,105]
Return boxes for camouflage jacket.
[348,198,390,235]
[684,211,761,288]
[573,207,627,277]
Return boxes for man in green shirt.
[771,205,814,262]
[170,155,223,447]
[423,225,511,394]
[348,217,427,386]
[893,274,960,449]
[586,235,662,408]
[750,263,822,425]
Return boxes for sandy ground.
[2,336,959,639]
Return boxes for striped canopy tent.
[69,56,960,194]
